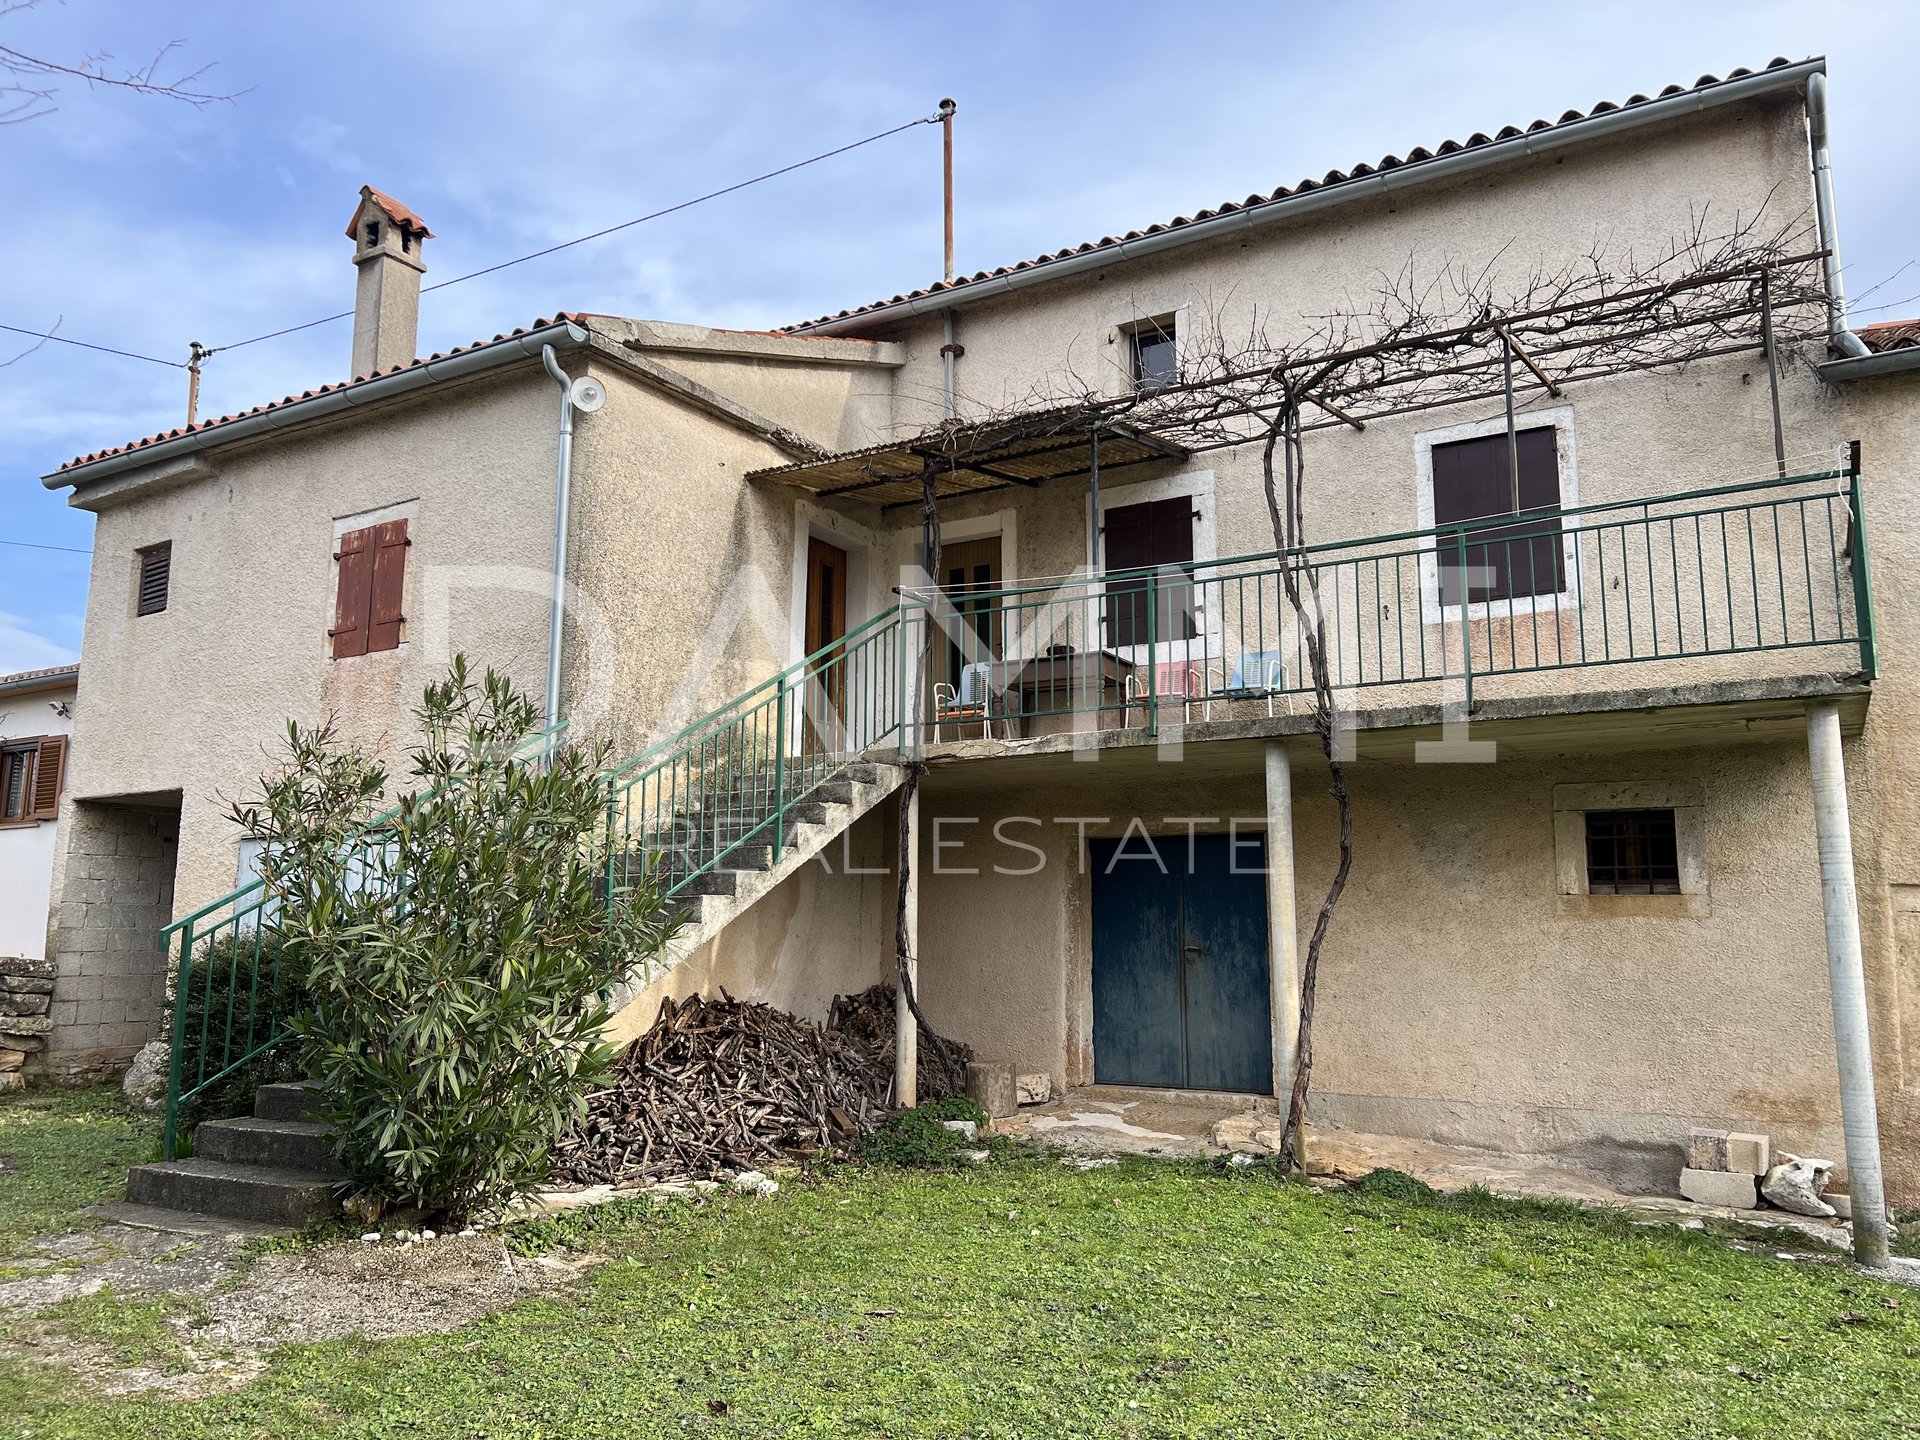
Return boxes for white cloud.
[0,613,81,676]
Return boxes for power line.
[0,322,183,369]
[0,538,93,554]
[211,110,944,357]
[3,108,943,372]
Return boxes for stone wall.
[0,956,55,1090]
[41,799,181,1077]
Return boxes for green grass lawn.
[0,1087,156,1263]
[1,1135,1914,1439]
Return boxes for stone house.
[33,61,1920,1232]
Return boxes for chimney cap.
[345,185,434,242]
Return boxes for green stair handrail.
[604,605,911,898]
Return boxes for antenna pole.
[185,341,207,425]
[939,98,956,282]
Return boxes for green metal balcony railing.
[913,458,1873,737]
[154,457,1873,1155]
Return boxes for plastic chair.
[1124,662,1208,725]
[1222,650,1287,716]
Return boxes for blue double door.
[1089,833,1274,1094]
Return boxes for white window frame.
[1415,405,1580,625]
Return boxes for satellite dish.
[569,376,607,413]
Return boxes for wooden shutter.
[331,526,374,659]
[367,519,410,653]
[1431,428,1564,602]
[136,544,171,616]
[30,735,66,820]
[1105,498,1198,646]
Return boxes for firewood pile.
[549,985,972,1186]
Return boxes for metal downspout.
[1807,73,1871,360]
[1807,702,1892,1267]
[540,344,576,747]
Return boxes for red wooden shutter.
[30,735,67,819]
[331,526,374,659]
[367,519,410,653]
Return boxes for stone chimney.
[344,186,433,377]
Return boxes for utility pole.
[939,98,956,282]
[185,341,208,425]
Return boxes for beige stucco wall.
[910,741,1851,1194]
[45,368,561,1058]
[783,88,1916,1195]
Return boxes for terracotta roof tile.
[58,314,587,473]
[1858,318,1920,352]
[786,58,1807,332]
[0,663,79,689]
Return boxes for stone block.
[964,1061,1017,1119]
[0,957,57,980]
[2,976,55,994]
[1016,1073,1052,1105]
[1725,1133,1770,1176]
[0,1071,24,1094]
[0,1048,25,1072]
[1825,1190,1852,1220]
[0,991,49,1016]
[1686,1129,1729,1171]
[1679,1166,1757,1209]
[59,975,104,1003]
[0,1014,53,1038]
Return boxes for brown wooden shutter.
[331,526,374,659]
[30,735,67,819]
[367,519,410,653]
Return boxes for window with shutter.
[1431,427,1565,604]
[331,518,409,659]
[0,736,64,825]
[136,543,171,616]
[0,744,33,823]
[1104,496,1197,648]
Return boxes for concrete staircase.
[124,1081,342,1229]
[602,759,906,1018]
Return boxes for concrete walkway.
[1002,1088,1863,1252]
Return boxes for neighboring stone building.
[0,663,76,1086]
[32,62,1920,1226]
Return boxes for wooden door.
[1090,833,1273,1093]
[805,538,849,752]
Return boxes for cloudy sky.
[4,2,1917,673]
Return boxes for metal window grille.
[1584,808,1681,894]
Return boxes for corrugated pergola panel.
[748,420,1186,504]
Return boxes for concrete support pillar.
[894,785,920,1109]
[1265,742,1301,1108]
[1806,702,1891,1267]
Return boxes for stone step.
[125,1158,340,1227]
[195,1116,342,1175]
[716,844,773,872]
[253,1081,325,1123]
